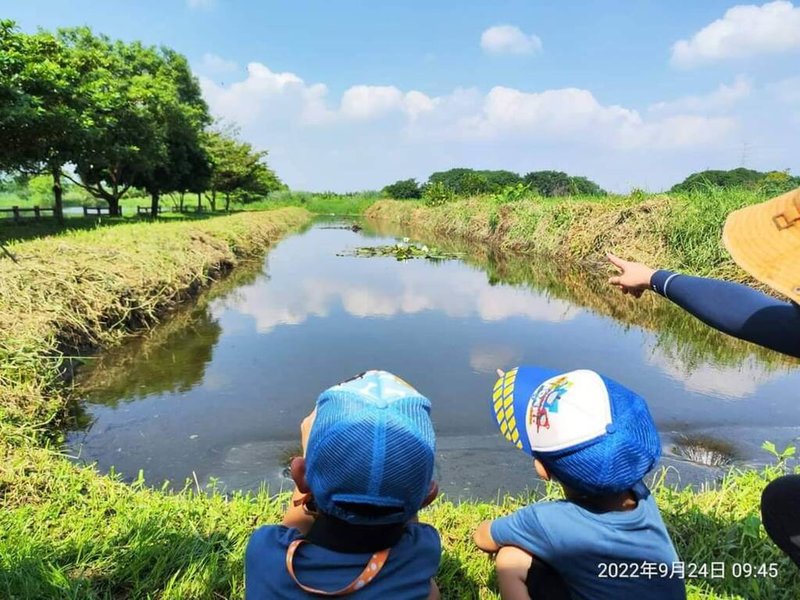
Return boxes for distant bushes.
[382,178,422,199]
[384,167,800,204]
[422,181,456,206]
[671,168,800,195]
[383,168,606,202]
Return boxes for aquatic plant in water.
[339,239,463,261]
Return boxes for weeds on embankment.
[0,208,310,434]
[365,187,771,281]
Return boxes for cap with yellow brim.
[722,187,800,304]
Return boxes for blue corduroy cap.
[491,367,661,495]
[305,370,436,525]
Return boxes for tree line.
[383,166,799,202]
[0,21,283,219]
[382,169,605,200]
[670,168,799,195]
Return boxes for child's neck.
[563,487,638,513]
[307,513,406,553]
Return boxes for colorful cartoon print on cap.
[527,376,573,433]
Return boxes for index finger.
[606,253,627,270]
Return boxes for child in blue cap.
[245,370,441,599]
[474,367,686,600]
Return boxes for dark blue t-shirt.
[245,523,440,599]
[491,493,686,600]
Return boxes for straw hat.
[722,187,800,304]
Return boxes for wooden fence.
[83,206,122,217]
[0,206,56,222]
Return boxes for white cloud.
[481,25,542,56]
[469,345,521,374]
[340,85,404,120]
[456,86,736,149]
[646,349,784,399]
[339,85,437,121]
[649,75,752,114]
[200,62,333,126]
[671,1,800,68]
[231,268,580,333]
[198,57,767,192]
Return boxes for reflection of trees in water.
[75,305,220,406]
[363,220,797,373]
[72,259,266,409]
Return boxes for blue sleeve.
[490,505,555,562]
[651,270,800,359]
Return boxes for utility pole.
[740,141,750,168]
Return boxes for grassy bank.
[1,202,797,599]
[0,189,381,220]
[366,188,771,283]
[2,445,796,598]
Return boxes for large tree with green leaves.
[131,47,211,217]
[0,20,84,219]
[58,31,210,217]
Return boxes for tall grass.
[260,189,383,215]
[366,186,773,282]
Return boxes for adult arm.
[608,254,800,359]
[650,271,800,358]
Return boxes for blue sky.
[6,1,800,191]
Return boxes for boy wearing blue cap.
[474,367,686,600]
[245,370,441,599]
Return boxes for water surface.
[67,221,800,498]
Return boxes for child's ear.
[290,457,311,494]
[534,459,550,481]
[420,480,439,508]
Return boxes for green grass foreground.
[0,202,797,599]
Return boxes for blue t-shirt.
[245,523,440,599]
[491,494,686,600]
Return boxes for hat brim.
[491,366,560,455]
[722,187,800,304]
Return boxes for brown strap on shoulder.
[285,539,390,596]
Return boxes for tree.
[522,171,605,196]
[569,176,606,196]
[56,30,210,217]
[428,168,523,195]
[58,30,167,215]
[0,21,84,219]
[132,47,211,217]
[204,126,283,211]
[670,168,765,193]
[382,178,422,199]
[523,171,573,196]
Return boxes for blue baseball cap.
[491,367,661,495]
[305,370,436,525]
